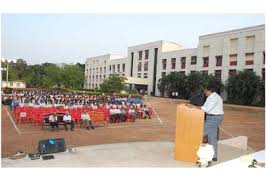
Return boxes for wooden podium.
[174,104,204,163]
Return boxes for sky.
[1,14,265,65]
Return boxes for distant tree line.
[1,59,85,89]
[157,70,265,106]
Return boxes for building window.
[117,64,120,72]
[104,67,106,73]
[229,54,238,66]
[122,64,125,72]
[262,68,265,80]
[190,71,196,74]
[229,69,237,77]
[201,70,208,75]
[216,56,222,67]
[138,51,143,60]
[214,70,222,81]
[145,50,149,59]
[179,71,185,74]
[203,57,209,67]
[89,68,91,73]
[138,62,142,71]
[191,56,197,65]
[144,73,148,78]
[137,73,141,78]
[100,67,102,73]
[245,52,254,65]
[181,57,186,69]
[112,65,115,73]
[144,61,148,71]
[161,72,166,77]
[109,65,111,71]
[104,60,106,64]
[171,58,176,69]
[96,75,98,82]
[100,75,102,82]
[162,59,167,70]
[103,75,106,79]
[230,38,238,54]
[245,69,253,72]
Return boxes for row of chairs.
[14,106,153,126]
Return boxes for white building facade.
[85,25,265,97]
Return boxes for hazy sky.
[1,14,264,65]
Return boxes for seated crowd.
[3,89,152,132]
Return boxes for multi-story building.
[85,24,265,98]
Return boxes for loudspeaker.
[38,138,66,155]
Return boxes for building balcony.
[203,63,209,67]
[230,61,237,66]
[245,60,254,65]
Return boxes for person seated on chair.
[142,105,151,119]
[63,112,75,131]
[81,111,94,130]
[49,112,58,131]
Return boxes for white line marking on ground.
[144,99,163,125]
[220,126,255,152]
[5,107,21,135]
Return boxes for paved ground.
[1,141,249,167]
[1,97,265,159]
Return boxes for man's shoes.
[212,158,218,162]
[86,127,90,130]
[71,128,74,131]
[91,126,95,129]
[65,129,68,131]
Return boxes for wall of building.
[2,81,26,88]
[84,25,265,99]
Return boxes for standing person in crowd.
[81,111,94,130]
[129,106,137,122]
[142,105,151,119]
[49,113,58,132]
[188,85,224,162]
[63,112,75,131]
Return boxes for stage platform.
[2,140,253,167]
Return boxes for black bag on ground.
[38,138,66,155]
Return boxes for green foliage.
[61,64,85,89]
[226,70,263,105]
[1,59,85,89]
[99,74,126,93]
[157,71,224,99]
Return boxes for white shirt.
[81,113,91,121]
[63,114,72,122]
[201,92,224,115]
[49,115,57,122]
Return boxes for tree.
[100,74,126,93]
[42,63,62,87]
[157,71,224,99]
[226,70,261,105]
[61,64,84,89]
[157,72,188,98]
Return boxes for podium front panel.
[175,105,204,162]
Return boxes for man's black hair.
[205,85,216,93]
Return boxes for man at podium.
[189,85,224,162]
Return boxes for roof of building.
[199,24,265,39]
